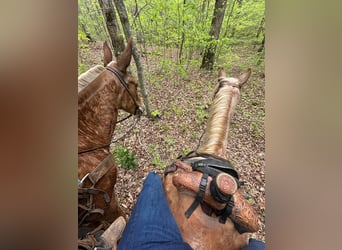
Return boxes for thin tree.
[78,5,93,42]
[84,1,102,39]
[113,0,152,117]
[200,0,228,70]
[223,0,237,38]
[178,0,186,64]
[98,0,125,58]
[256,16,265,53]
[258,35,265,53]
[200,0,210,25]
[229,0,243,38]
[132,0,150,71]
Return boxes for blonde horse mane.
[197,69,251,159]
[78,65,105,92]
[197,85,235,159]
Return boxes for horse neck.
[78,75,122,151]
[197,85,241,159]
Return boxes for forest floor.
[79,41,265,241]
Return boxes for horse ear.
[238,68,252,87]
[103,41,113,66]
[218,67,226,78]
[116,37,133,73]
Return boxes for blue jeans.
[243,239,265,250]
[117,172,264,250]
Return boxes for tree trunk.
[78,5,93,42]
[132,0,150,71]
[98,0,125,59]
[256,17,265,39]
[201,0,210,23]
[201,0,207,14]
[200,0,228,70]
[113,0,152,118]
[229,0,243,38]
[223,0,237,38]
[178,0,186,64]
[94,1,109,40]
[83,2,99,39]
[258,35,265,53]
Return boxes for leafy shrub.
[151,153,167,170]
[151,109,160,118]
[112,146,139,169]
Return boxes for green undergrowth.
[112,145,139,170]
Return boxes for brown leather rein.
[105,65,141,115]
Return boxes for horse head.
[103,38,143,116]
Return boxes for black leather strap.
[190,157,239,180]
[180,153,241,224]
[218,196,235,224]
[105,66,140,114]
[180,152,239,180]
[164,163,178,176]
[185,173,209,218]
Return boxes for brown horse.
[163,68,259,249]
[78,38,143,237]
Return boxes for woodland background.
[78,0,265,241]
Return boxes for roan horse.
[78,38,143,239]
[163,68,259,249]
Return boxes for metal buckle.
[79,173,89,186]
